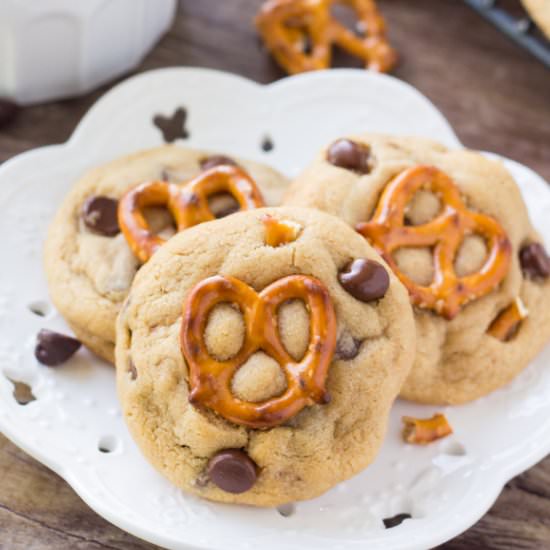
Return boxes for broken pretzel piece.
[262,215,302,247]
[487,297,528,342]
[402,413,453,445]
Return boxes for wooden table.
[1,1,549,548]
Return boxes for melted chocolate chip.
[327,139,372,174]
[200,155,238,171]
[338,259,390,302]
[35,329,81,366]
[519,242,550,279]
[207,449,257,494]
[82,196,120,236]
[153,107,189,143]
[336,333,363,360]
[0,99,19,129]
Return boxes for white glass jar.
[0,0,177,104]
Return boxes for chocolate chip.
[338,259,390,302]
[35,329,81,366]
[327,139,372,174]
[519,242,550,279]
[82,196,120,236]
[0,99,19,129]
[336,332,363,360]
[207,449,257,494]
[153,107,189,143]
[383,513,411,529]
[200,155,238,171]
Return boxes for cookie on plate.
[284,134,550,404]
[522,0,550,39]
[116,207,415,506]
[45,146,288,363]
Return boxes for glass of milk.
[0,0,177,105]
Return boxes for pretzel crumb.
[263,215,302,247]
[402,413,453,445]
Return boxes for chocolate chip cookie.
[116,207,415,506]
[45,146,289,363]
[284,134,550,404]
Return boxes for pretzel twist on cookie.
[357,165,512,320]
[118,166,265,263]
[181,275,336,428]
[256,0,397,74]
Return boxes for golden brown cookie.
[44,146,288,363]
[284,134,550,404]
[116,207,415,506]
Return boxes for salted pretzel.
[255,0,397,74]
[357,166,512,320]
[118,166,265,263]
[181,274,336,428]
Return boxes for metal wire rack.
[464,0,550,69]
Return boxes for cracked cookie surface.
[116,207,415,506]
[44,146,288,363]
[284,133,550,404]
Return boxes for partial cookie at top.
[522,0,550,38]
[44,146,289,363]
[284,133,550,404]
[116,207,415,506]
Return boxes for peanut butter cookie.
[45,146,288,363]
[285,134,550,404]
[116,207,415,506]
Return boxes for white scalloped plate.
[1,68,549,550]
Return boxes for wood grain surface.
[1,1,549,548]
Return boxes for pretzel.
[262,215,302,246]
[255,0,397,75]
[181,274,336,428]
[357,166,512,320]
[118,166,265,263]
[487,297,528,342]
[402,413,453,445]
